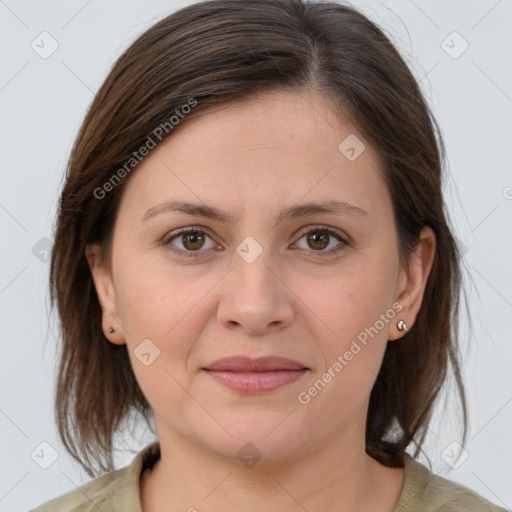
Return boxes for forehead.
[118,89,389,222]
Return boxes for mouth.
[202,356,309,394]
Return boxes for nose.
[216,250,294,335]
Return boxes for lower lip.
[204,369,308,393]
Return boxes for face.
[87,88,434,465]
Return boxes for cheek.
[299,263,395,336]
[294,282,394,424]
[295,260,397,384]
[115,263,211,407]
[113,254,225,401]
[114,250,217,339]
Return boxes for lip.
[204,356,308,372]
[202,356,309,394]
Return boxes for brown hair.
[49,0,467,477]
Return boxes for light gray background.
[1,0,511,510]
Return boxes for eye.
[162,227,218,257]
[292,226,349,256]
[162,225,350,258]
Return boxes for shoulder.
[30,442,160,512]
[396,453,509,512]
[29,468,124,512]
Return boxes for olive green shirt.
[31,442,509,511]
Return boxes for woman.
[32,0,508,510]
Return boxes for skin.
[86,88,435,512]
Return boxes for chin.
[192,414,308,466]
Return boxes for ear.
[389,226,436,341]
[85,243,126,345]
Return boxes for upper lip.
[204,356,308,372]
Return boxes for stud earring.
[397,320,408,333]
[108,326,116,334]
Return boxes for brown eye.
[180,231,206,251]
[164,228,217,257]
[306,231,330,250]
[163,225,349,259]
[294,226,348,256]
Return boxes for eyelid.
[294,224,348,242]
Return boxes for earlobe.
[85,243,126,345]
[103,323,125,345]
[390,227,436,341]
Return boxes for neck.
[140,422,404,512]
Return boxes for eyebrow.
[142,199,369,223]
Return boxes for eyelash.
[161,225,350,259]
